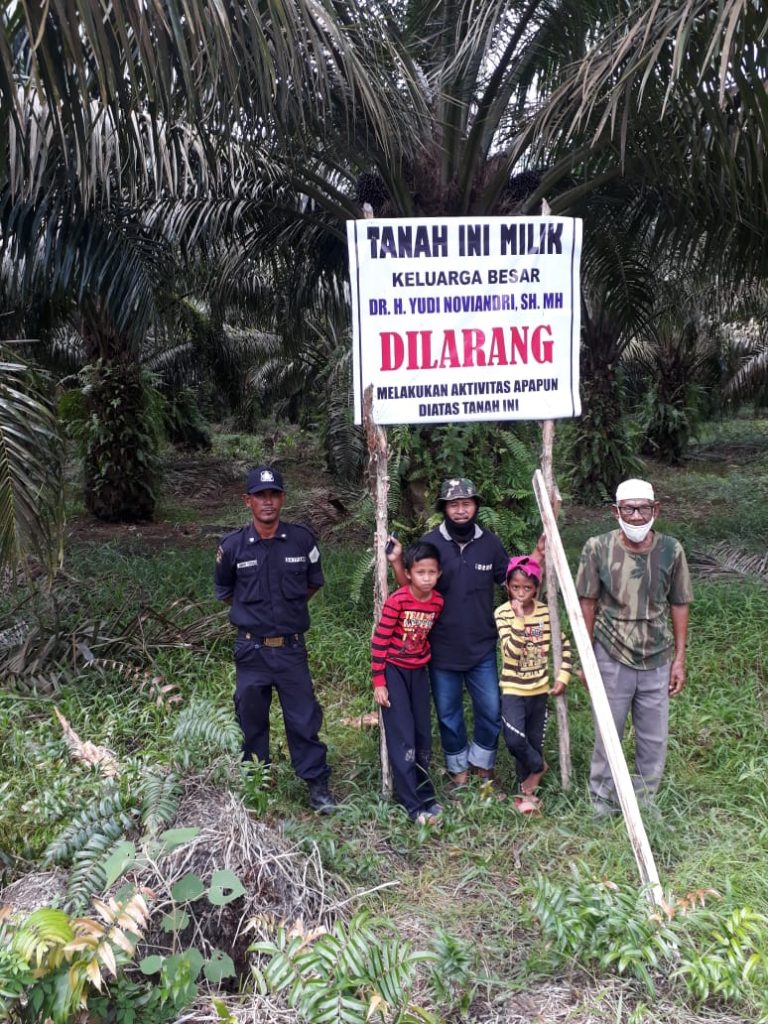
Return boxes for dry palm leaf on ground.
[689,542,768,584]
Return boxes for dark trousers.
[233,637,329,782]
[381,663,436,818]
[501,692,548,783]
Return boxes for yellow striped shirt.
[494,600,572,696]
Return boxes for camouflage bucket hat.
[436,477,482,509]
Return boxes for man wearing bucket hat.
[390,477,536,796]
[575,478,693,814]
[214,465,337,813]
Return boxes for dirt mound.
[131,782,345,977]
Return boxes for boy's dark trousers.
[381,664,436,818]
[501,692,548,784]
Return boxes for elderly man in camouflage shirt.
[576,478,693,814]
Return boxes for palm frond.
[1,0,427,188]
[0,356,63,576]
[689,543,768,584]
[519,0,768,274]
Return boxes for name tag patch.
[237,559,259,569]
[285,556,306,563]
[475,562,492,571]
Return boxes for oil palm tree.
[0,0,425,537]
[519,0,768,276]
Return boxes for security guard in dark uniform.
[215,465,337,813]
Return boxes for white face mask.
[619,518,655,543]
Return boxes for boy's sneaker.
[307,779,339,814]
[424,802,443,819]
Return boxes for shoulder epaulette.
[220,525,248,546]
[287,521,318,542]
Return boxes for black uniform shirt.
[215,521,324,634]
[421,521,508,671]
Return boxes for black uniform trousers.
[233,636,329,781]
[501,692,548,783]
[381,663,436,819]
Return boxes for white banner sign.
[347,216,582,425]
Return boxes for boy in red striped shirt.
[372,542,444,825]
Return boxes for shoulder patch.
[216,545,224,564]
[309,546,320,564]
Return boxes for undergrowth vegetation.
[2,421,768,1021]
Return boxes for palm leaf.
[1,0,427,188]
[0,355,63,576]
[689,543,768,585]
[519,0,768,274]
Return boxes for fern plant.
[528,867,677,995]
[0,889,152,1024]
[139,771,182,836]
[64,833,132,913]
[251,910,436,1023]
[43,787,139,866]
[674,906,768,1008]
[528,865,768,1016]
[171,699,242,758]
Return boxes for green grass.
[3,420,768,1020]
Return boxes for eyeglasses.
[616,503,655,521]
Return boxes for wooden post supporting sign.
[363,385,393,797]
[540,420,572,790]
[532,469,664,905]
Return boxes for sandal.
[414,810,441,826]
[513,795,540,815]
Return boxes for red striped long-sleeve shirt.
[371,586,444,687]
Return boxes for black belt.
[240,631,302,647]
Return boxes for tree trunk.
[82,360,159,522]
[78,301,160,523]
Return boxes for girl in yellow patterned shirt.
[494,557,572,811]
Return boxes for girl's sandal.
[514,794,541,815]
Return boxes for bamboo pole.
[532,469,663,905]
[540,420,572,790]
[363,384,393,796]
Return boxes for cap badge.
[260,470,275,482]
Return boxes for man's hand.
[385,536,403,564]
[388,537,409,587]
[549,682,566,697]
[669,660,686,696]
[373,686,391,708]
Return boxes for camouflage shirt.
[575,530,693,670]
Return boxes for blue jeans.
[429,651,501,773]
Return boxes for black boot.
[307,778,338,814]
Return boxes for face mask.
[619,518,654,543]
[444,515,477,543]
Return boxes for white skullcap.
[615,479,654,502]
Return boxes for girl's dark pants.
[501,692,548,783]
[381,664,436,818]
